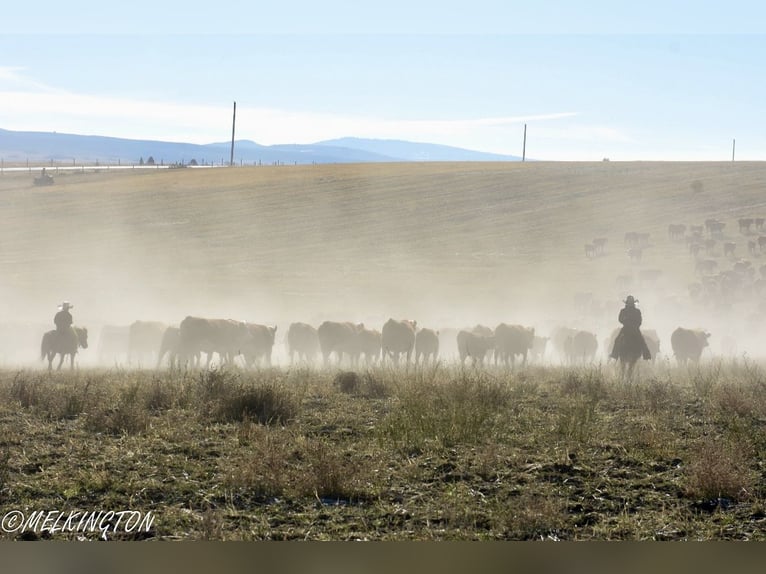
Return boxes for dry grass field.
[2,161,766,540]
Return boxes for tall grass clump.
[228,426,377,502]
[199,369,299,425]
[378,369,513,453]
[683,435,756,502]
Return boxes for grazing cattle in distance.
[242,323,277,367]
[493,323,535,368]
[415,328,440,365]
[592,237,608,254]
[671,327,711,365]
[179,316,250,368]
[286,322,320,363]
[565,330,598,364]
[695,259,718,275]
[739,218,754,234]
[758,236,766,252]
[128,321,167,365]
[704,238,717,256]
[756,217,766,231]
[156,326,182,368]
[668,224,686,240]
[690,225,704,237]
[457,330,494,366]
[41,326,88,371]
[705,218,725,237]
[723,242,737,257]
[584,243,596,259]
[689,242,703,258]
[97,324,130,364]
[381,318,417,365]
[628,247,643,263]
[749,240,757,255]
[354,327,382,365]
[624,231,640,246]
[317,321,364,365]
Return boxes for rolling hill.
[1,160,766,363]
[0,128,522,165]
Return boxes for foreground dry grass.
[1,361,765,541]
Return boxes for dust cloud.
[2,162,766,368]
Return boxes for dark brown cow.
[670,327,710,365]
[286,322,319,363]
[179,316,250,368]
[242,323,278,367]
[415,328,440,365]
[317,321,364,365]
[457,330,494,366]
[381,318,417,365]
[493,323,535,368]
[156,326,182,368]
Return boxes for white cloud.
[0,85,579,155]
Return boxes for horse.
[610,327,650,382]
[41,327,88,371]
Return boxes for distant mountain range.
[0,128,522,165]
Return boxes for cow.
[128,321,167,366]
[381,318,417,365]
[551,326,579,364]
[739,218,754,234]
[493,323,535,368]
[41,326,88,371]
[414,328,440,365]
[565,330,598,364]
[178,316,250,368]
[723,242,737,257]
[286,322,319,364]
[668,224,686,240]
[355,327,382,365]
[317,321,364,365]
[670,327,711,365]
[584,243,596,259]
[758,236,766,252]
[628,247,643,263]
[242,323,278,367]
[457,329,494,366]
[592,237,608,254]
[156,326,182,369]
[96,324,130,365]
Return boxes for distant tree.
[146,156,155,166]
[139,157,144,166]
[189,159,198,166]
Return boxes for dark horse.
[41,327,88,371]
[610,327,650,382]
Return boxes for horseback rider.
[54,301,74,342]
[610,295,651,360]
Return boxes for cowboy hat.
[623,295,638,305]
[58,301,73,310]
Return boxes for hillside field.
[2,161,766,365]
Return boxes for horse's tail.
[41,332,50,361]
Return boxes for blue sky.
[1,1,765,160]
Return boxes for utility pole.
[522,124,527,162]
[230,101,237,167]
[732,138,736,162]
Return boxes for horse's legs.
[57,353,65,371]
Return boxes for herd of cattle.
[84,316,714,371]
